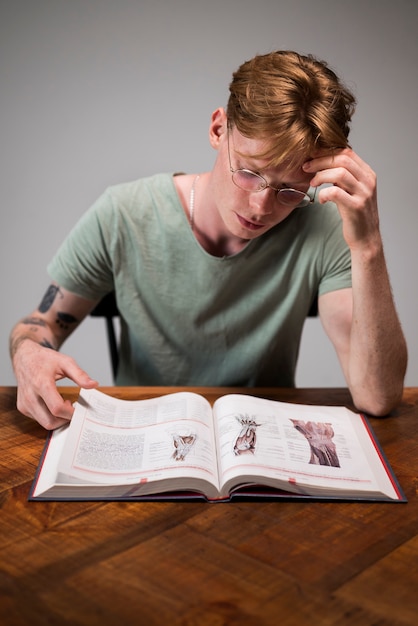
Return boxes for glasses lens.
[231,168,313,207]
[278,189,310,207]
[232,170,266,192]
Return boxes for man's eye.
[238,170,264,186]
[239,170,258,180]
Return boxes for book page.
[213,394,398,498]
[57,389,220,489]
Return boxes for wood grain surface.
[1,386,417,626]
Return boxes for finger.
[33,401,72,431]
[304,150,372,185]
[305,148,364,170]
[55,358,99,390]
[317,184,352,206]
[42,382,75,419]
[16,385,72,430]
[310,167,358,195]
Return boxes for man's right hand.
[9,283,101,430]
[13,339,98,430]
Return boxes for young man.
[9,50,407,430]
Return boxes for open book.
[29,388,405,502]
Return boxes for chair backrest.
[90,292,120,379]
[308,294,318,318]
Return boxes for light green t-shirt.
[48,173,351,387]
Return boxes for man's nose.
[249,188,275,214]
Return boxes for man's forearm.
[9,317,59,362]
[347,247,407,415]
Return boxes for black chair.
[308,294,318,318]
[90,292,120,379]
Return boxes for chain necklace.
[189,175,200,230]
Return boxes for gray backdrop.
[1,0,417,388]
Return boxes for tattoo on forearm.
[22,316,47,328]
[9,336,26,358]
[56,312,78,330]
[38,284,63,313]
[40,339,55,349]
[9,334,58,358]
[37,285,79,331]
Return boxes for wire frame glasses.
[227,131,315,207]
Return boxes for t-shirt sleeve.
[47,189,116,300]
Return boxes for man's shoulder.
[105,172,175,198]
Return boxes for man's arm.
[318,285,406,415]
[304,150,407,416]
[9,283,99,429]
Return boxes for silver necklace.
[189,175,200,230]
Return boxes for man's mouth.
[235,213,265,231]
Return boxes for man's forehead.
[231,129,311,174]
[231,133,312,185]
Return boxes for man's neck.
[175,173,250,257]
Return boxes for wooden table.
[1,386,418,626]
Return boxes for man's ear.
[209,107,227,149]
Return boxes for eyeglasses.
[227,131,315,208]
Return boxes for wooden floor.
[1,386,418,626]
